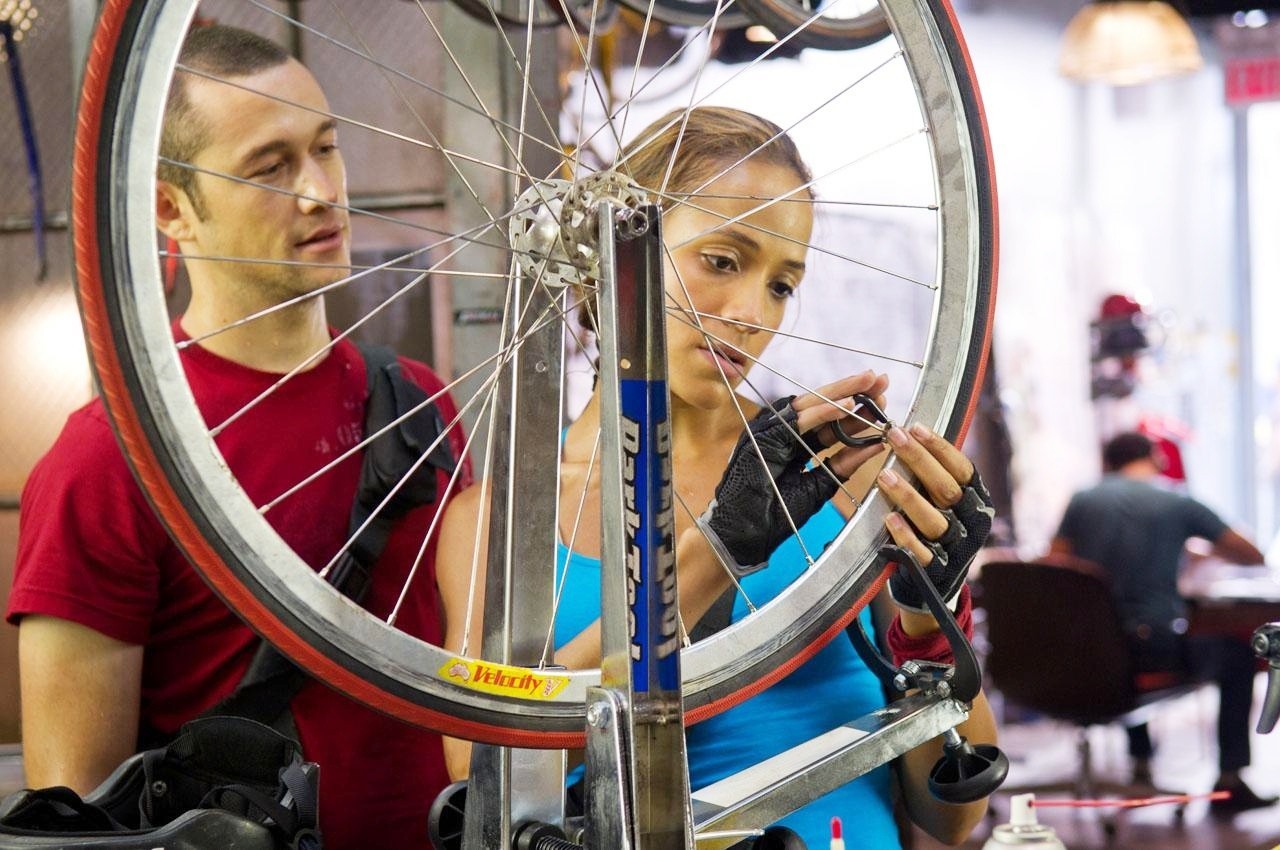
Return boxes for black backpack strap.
[199,648,306,741]
[326,344,456,603]
[199,344,457,736]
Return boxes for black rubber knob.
[427,780,468,850]
[927,736,1010,804]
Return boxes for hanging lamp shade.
[1060,1,1204,86]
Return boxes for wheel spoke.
[674,308,923,368]
[542,428,601,667]
[176,66,536,184]
[662,250,816,566]
[244,0,568,164]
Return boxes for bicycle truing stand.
[1254,623,1280,736]
[432,198,1007,850]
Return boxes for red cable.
[1030,791,1230,810]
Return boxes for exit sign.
[1226,56,1280,106]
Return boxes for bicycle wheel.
[612,0,752,29]
[733,0,890,51]
[73,0,994,747]
[445,0,621,37]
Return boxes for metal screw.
[586,703,608,728]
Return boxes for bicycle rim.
[612,0,752,29]
[732,0,890,51]
[74,0,995,746]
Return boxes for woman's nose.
[718,285,766,334]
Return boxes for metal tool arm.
[1254,623,1280,735]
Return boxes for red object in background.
[1099,293,1144,319]
[1137,416,1189,484]
[1093,294,1150,361]
[1091,293,1152,399]
[1226,56,1280,107]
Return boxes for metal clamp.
[829,393,892,448]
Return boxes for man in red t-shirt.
[7,25,469,849]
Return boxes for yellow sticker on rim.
[440,658,570,700]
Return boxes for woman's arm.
[873,590,996,843]
[871,423,999,844]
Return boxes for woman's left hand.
[696,371,890,576]
[874,423,994,614]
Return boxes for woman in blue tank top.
[437,106,997,849]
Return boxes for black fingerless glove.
[697,398,839,577]
[886,469,994,614]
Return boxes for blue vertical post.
[585,202,693,850]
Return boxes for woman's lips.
[700,346,744,375]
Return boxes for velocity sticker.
[440,658,570,699]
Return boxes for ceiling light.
[1060,1,1204,86]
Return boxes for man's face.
[162,58,350,311]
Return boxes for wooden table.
[1180,561,1280,640]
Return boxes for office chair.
[975,555,1201,829]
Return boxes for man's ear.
[156,181,195,242]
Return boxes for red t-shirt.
[8,331,471,850]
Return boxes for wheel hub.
[508,173,650,288]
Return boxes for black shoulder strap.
[194,343,457,738]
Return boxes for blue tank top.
[554,504,901,849]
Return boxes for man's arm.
[18,615,143,793]
[1211,527,1265,566]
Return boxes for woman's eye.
[704,253,738,273]
[770,280,796,299]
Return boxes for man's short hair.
[1102,432,1155,472]
[157,25,292,218]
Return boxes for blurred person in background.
[1051,431,1272,814]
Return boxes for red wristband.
[886,584,974,667]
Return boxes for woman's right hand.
[696,371,890,576]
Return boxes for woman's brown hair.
[620,106,812,207]
[574,107,811,336]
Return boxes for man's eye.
[770,280,796,299]
[318,144,339,156]
[252,162,285,179]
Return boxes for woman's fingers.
[884,424,972,508]
[792,371,890,438]
[884,511,935,569]
[877,423,976,551]
[877,466,949,539]
[825,442,884,480]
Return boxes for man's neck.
[181,292,331,374]
[1117,459,1161,480]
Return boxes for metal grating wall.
[0,0,87,501]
